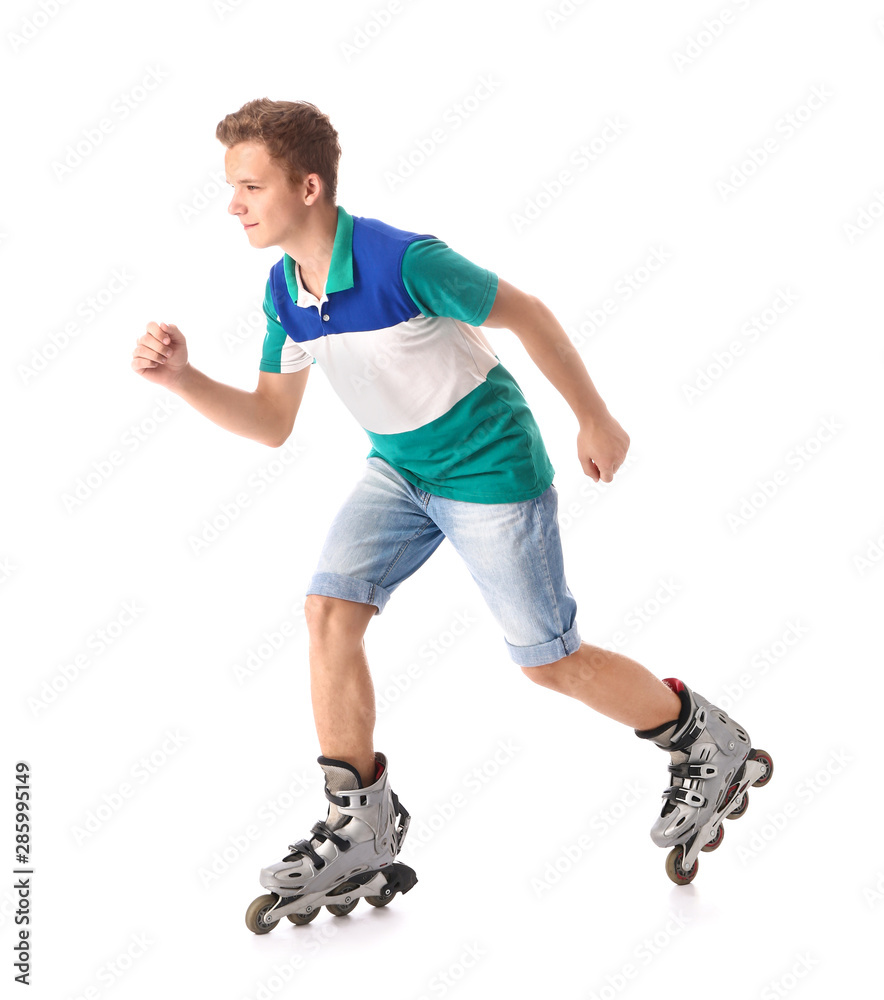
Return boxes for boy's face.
[225,141,311,250]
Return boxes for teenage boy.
[131,100,771,928]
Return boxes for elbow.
[264,433,290,449]
[263,423,294,448]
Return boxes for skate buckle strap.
[664,786,706,809]
[675,708,706,746]
[668,762,718,780]
[392,790,410,851]
[286,820,351,869]
[311,820,351,851]
[287,837,324,868]
[325,786,384,809]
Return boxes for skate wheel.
[245,894,281,934]
[726,791,749,819]
[665,845,698,885]
[749,748,774,787]
[365,889,397,907]
[701,824,724,852]
[326,897,359,917]
[286,907,320,925]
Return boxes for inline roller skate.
[245,751,417,933]
[636,678,773,885]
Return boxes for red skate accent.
[375,761,384,781]
[663,678,685,693]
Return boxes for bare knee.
[304,594,376,643]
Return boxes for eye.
[247,185,259,190]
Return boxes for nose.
[228,193,244,216]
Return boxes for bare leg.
[522,642,682,731]
[304,595,378,786]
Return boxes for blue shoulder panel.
[270,215,436,343]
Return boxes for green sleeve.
[401,238,499,325]
[259,279,314,373]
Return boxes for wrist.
[168,361,195,395]
[577,401,610,431]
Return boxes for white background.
[4,0,883,997]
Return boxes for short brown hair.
[216,99,341,202]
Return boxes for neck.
[283,199,338,296]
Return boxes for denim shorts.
[306,456,581,667]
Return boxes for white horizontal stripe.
[309,314,498,434]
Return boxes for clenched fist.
[132,322,189,387]
[577,410,630,484]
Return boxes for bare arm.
[171,365,309,447]
[132,321,309,447]
[484,278,629,483]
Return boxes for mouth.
[243,223,258,230]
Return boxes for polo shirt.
[259,205,555,503]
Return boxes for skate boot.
[245,752,417,933]
[635,678,773,885]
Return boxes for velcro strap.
[325,787,379,808]
[674,787,706,808]
[311,820,350,851]
[392,790,410,850]
[691,763,717,779]
[288,838,325,869]
[668,762,718,780]
[671,708,707,750]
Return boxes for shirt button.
[322,313,330,321]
